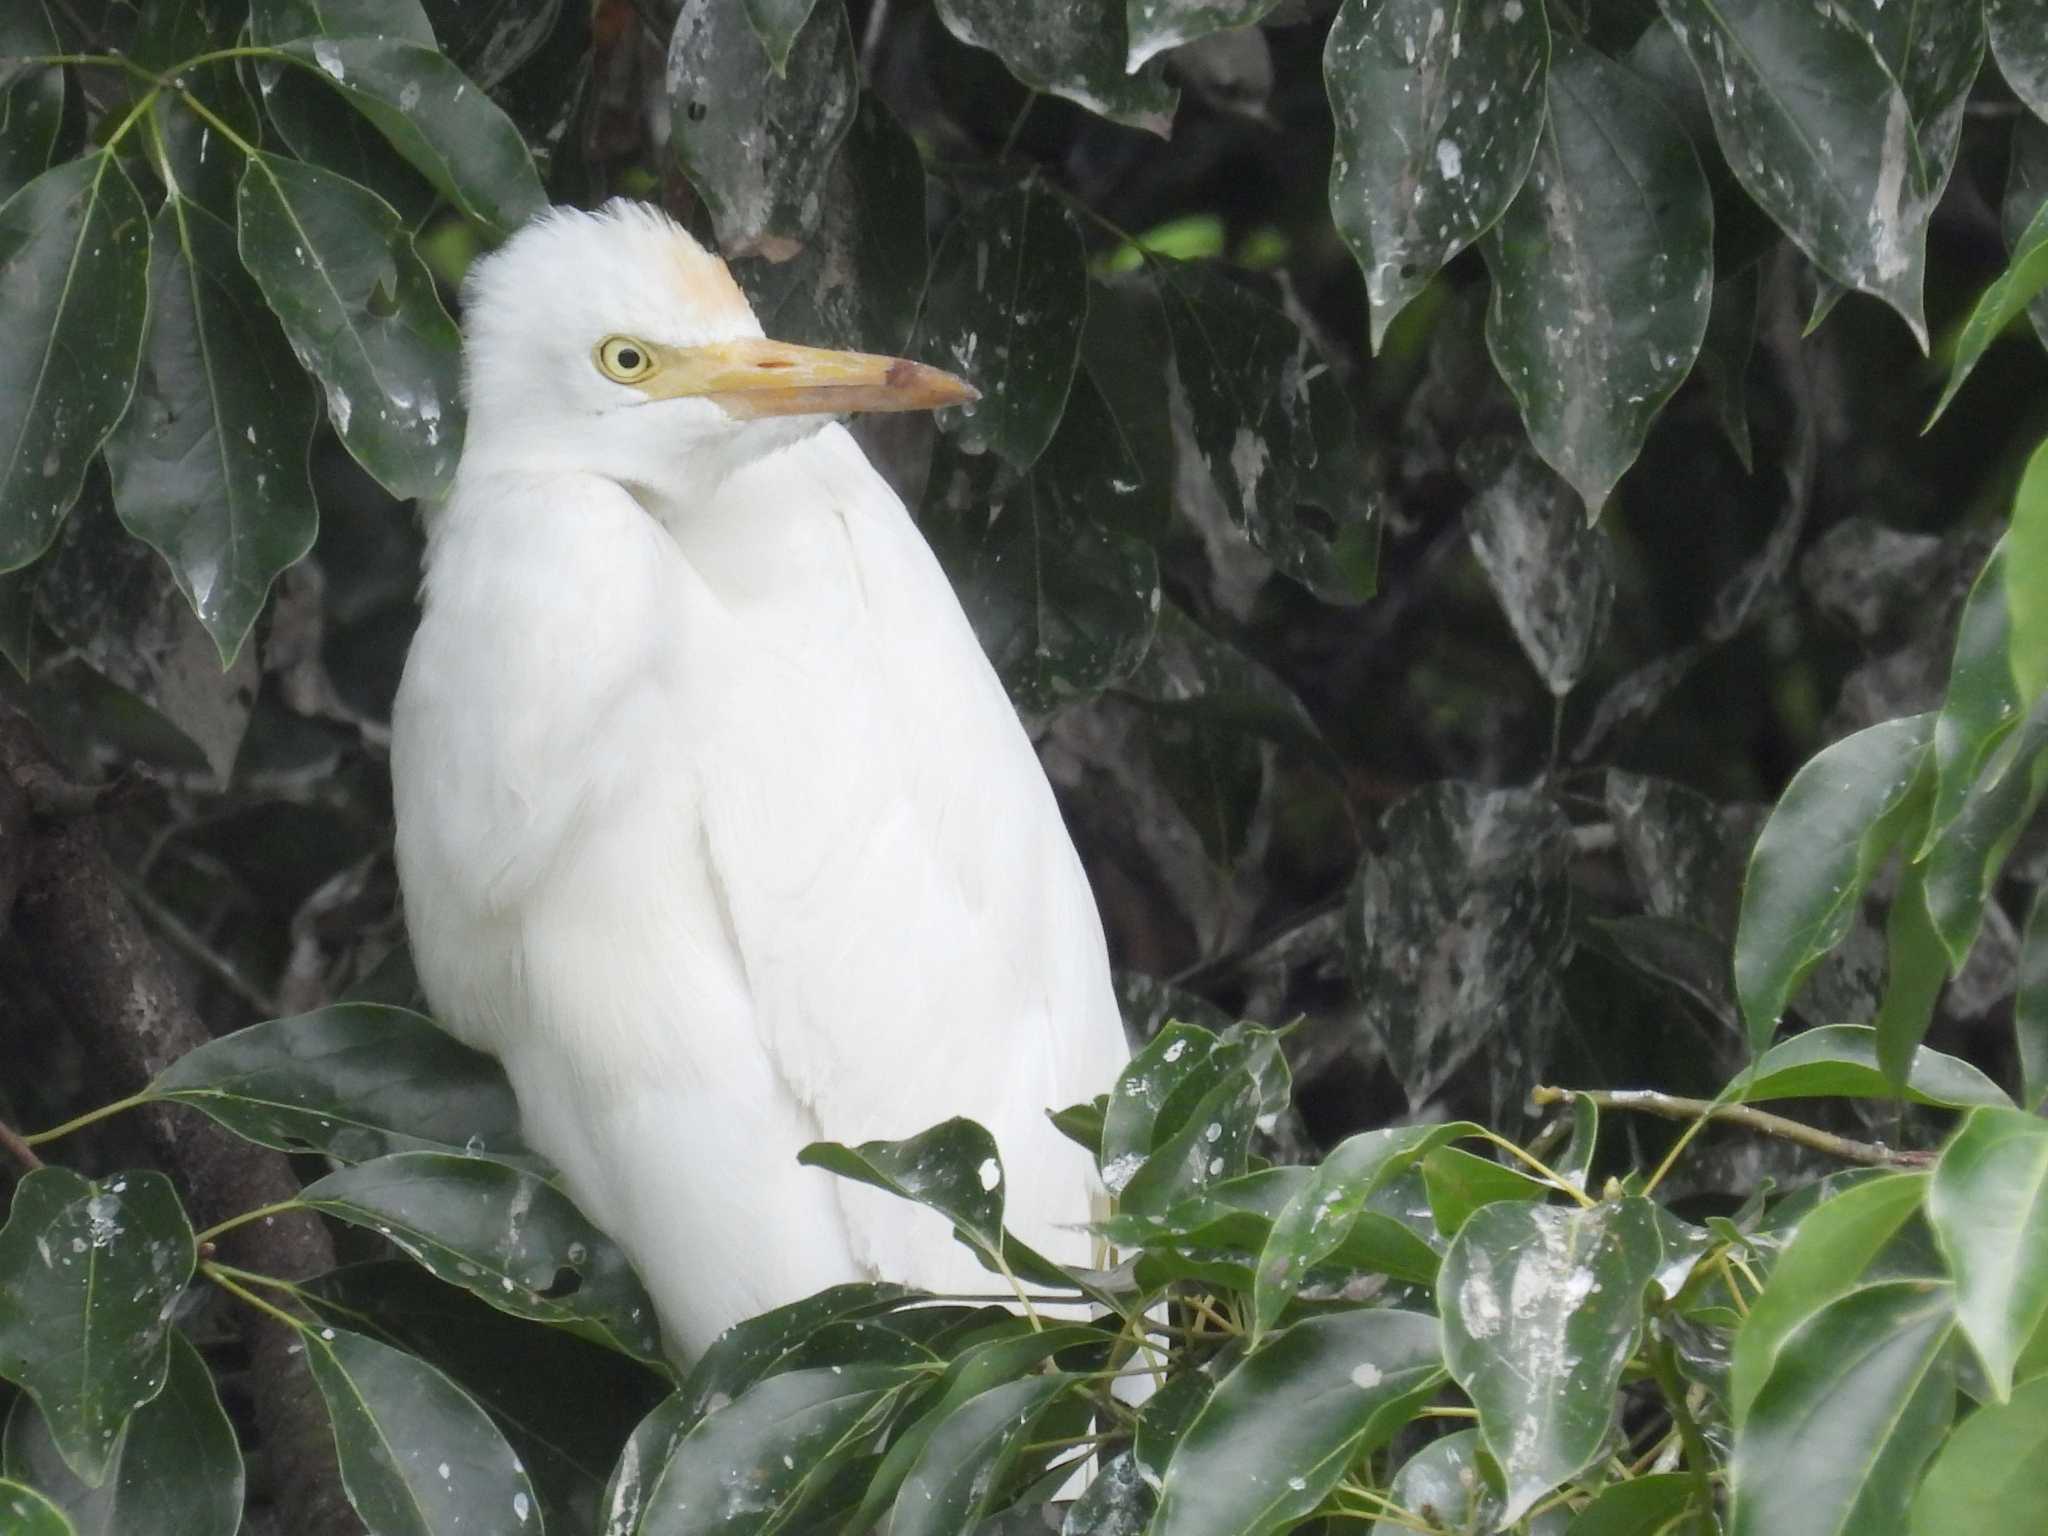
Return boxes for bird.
[389,199,1130,1359]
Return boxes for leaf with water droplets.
[1374,1429,1500,1535]
[935,0,1176,134]
[0,1169,196,1486]
[890,1374,1079,1536]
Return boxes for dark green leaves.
[0,155,150,572]
[1482,37,1712,516]
[933,0,1176,136]
[1988,0,2048,122]
[1909,1372,2048,1533]
[236,153,462,502]
[1928,1108,2048,1400]
[103,195,318,665]
[889,1373,1075,1536]
[0,1170,196,1485]
[300,1152,666,1362]
[0,1481,73,1536]
[1743,1025,2009,1110]
[1151,1309,1443,1536]
[1326,0,1551,350]
[666,0,858,259]
[1439,1197,1662,1525]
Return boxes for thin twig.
[0,1117,44,1173]
[1532,1085,1933,1168]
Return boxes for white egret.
[391,200,1129,1357]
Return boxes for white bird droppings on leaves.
[978,1157,1002,1191]
[1163,1038,1187,1063]
[514,1492,530,1523]
[312,40,345,80]
[1436,138,1463,180]
[1350,1362,1382,1389]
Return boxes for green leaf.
[273,38,545,240]
[0,2,63,206]
[1439,1197,1663,1526]
[1730,1171,1929,1426]
[102,194,318,665]
[1100,1024,1227,1189]
[1908,1370,2048,1534]
[1151,1309,1444,1536]
[636,1365,920,1536]
[1989,0,2048,123]
[1926,535,2033,849]
[742,0,822,74]
[1730,1281,1955,1536]
[674,1283,923,1426]
[251,0,437,44]
[800,1118,1009,1262]
[600,1393,689,1536]
[1564,1472,1697,1536]
[1743,1024,2010,1110]
[1696,266,1759,471]
[1655,0,1931,345]
[2020,889,2048,1111]
[1873,850,1948,1087]
[1929,1107,2048,1400]
[2007,436,2048,707]
[889,1374,1076,1536]
[1,1330,241,1536]
[1732,713,1935,1052]
[916,184,1088,470]
[1372,1429,1499,1536]
[933,0,1176,136]
[666,0,857,258]
[1125,1,1279,72]
[148,1003,529,1166]
[1078,278,1175,543]
[2005,116,2048,354]
[1421,1145,1551,1238]
[418,0,562,87]
[1120,599,1327,756]
[0,1170,195,1486]
[1061,1448,1152,1535]
[1929,197,2048,423]
[0,154,150,572]
[1922,698,2048,969]
[1481,36,1713,516]
[300,1152,666,1363]
[0,1481,73,1536]
[302,1324,540,1536]
[1325,0,1551,350]
[235,152,463,502]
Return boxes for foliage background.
[3,0,2048,1533]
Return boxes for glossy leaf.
[1100,1023,1234,1191]
[1346,782,1575,1107]
[1151,1309,1443,1536]
[1908,1370,2048,1534]
[1742,1024,2008,1110]
[1061,1449,1152,1535]
[635,1365,919,1536]
[601,1393,690,1536]
[666,0,857,258]
[1373,1429,1499,1536]
[890,1374,1075,1536]
[800,1119,1016,1268]
[933,0,1176,135]
[303,1324,540,1536]
[236,152,462,502]
[1926,535,2033,849]
[1732,713,1934,1051]
[1421,1145,1550,1237]
[301,1152,665,1362]
[0,154,150,572]
[0,1481,72,1536]
[1989,0,2048,123]
[0,1170,195,1486]
[675,1283,924,1426]
[2020,889,2048,1111]
[742,0,821,73]
[1922,701,2048,970]
[0,1,63,205]
[147,1003,529,1165]
[1125,0,1279,72]
[1930,194,2048,423]
[102,194,318,665]
[1,1330,241,1536]
[2005,115,2048,352]
[1656,0,1931,345]
[1730,1281,1955,1536]
[1325,0,1551,350]
[274,38,544,240]
[1440,1197,1662,1525]
[1928,1107,2048,1400]
[1461,437,1615,693]
[1482,37,1712,516]
[1874,850,1948,1087]
[1565,1473,1696,1536]
[250,0,438,42]
[2006,436,2048,707]
[1730,1172,1929,1426]
[917,184,1088,470]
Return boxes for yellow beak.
[642,338,977,418]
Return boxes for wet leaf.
[1930,194,2048,424]
[1922,700,2048,970]
[1481,36,1712,515]
[148,1003,529,1166]
[1152,1309,1444,1536]
[1,1331,241,1536]
[916,184,1088,470]
[890,1374,1077,1536]
[0,1170,195,1486]
[1325,0,1551,350]
[1730,1281,1955,1536]
[934,0,1176,135]
[301,1152,665,1363]
[236,152,463,501]
[1655,0,1931,345]
[1988,0,2048,123]
[1346,782,1575,1107]
[1742,1025,2009,1110]
[1461,436,1615,694]
[800,1119,1009,1263]
[1125,0,1279,72]
[0,155,150,572]
[102,194,318,665]
[1908,1370,2048,1533]
[303,1325,540,1536]
[2020,889,2048,1111]
[666,0,857,258]
[1730,1172,1929,1426]
[1439,1196,1662,1525]
[1928,1108,2048,1400]
[1925,533,2035,849]
[1061,1448,1152,1535]
[1373,1428,1499,1535]
[1732,713,1934,1052]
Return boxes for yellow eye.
[596,335,657,384]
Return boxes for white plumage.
[390,201,1128,1356]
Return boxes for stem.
[0,1117,45,1173]
[204,1262,313,1334]
[1532,1085,1930,1173]
[22,1090,152,1147]
[998,91,1037,160]
[166,86,261,160]
[1475,1127,1597,1208]
[1649,1330,1714,1512]
[196,1198,308,1248]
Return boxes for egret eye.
[596,336,656,384]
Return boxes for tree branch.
[1531,1085,1934,1169]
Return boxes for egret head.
[456,200,972,497]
